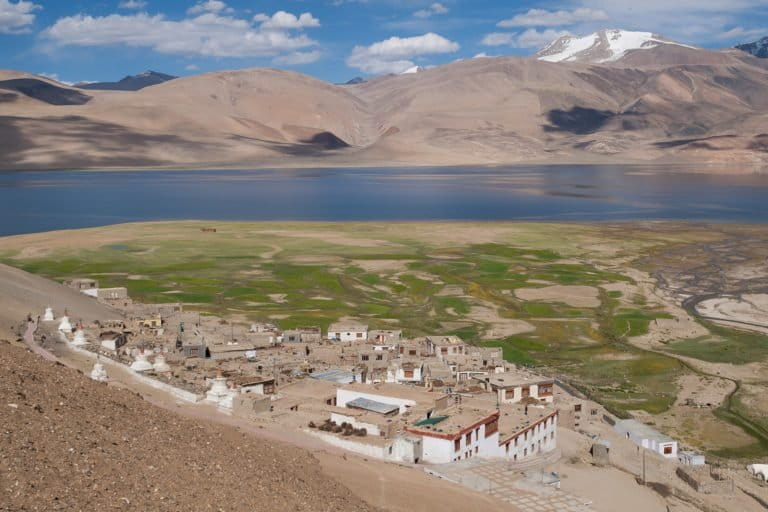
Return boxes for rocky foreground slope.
[1,34,768,169]
[0,341,375,511]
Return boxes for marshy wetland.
[2,221,767,459]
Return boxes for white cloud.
[346,32,459,74]
[715,26,767,41]
[481,32,514,46]
[576,0,766,44]
[515,28,572,49]
[43,11,321,59]
[498,8,608,28]
[185,63,199,71]
[0,0,40,34]
[414,2,448,19]
[254,11,320,30]
[187,0,231,16]
[118,0,146,9]
[272,50,321,65]
[481,29,572,49]
[473,52,490,58]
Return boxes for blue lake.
[1,165,767,236]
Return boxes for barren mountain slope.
[0,341,376,511]
[0,69,375,169]
[350,53,768,164]
[0,263,117,339]
[1,48,768,169]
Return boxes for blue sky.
[0,0,766,84]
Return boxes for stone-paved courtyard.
[426,457,591,512]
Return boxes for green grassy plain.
[2,221,767,457]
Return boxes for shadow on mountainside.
[0,79,92,106]
[543,106,617,135]
[0,115,220,169]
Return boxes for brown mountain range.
[1,45,767,170]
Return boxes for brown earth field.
[1,44,768,170]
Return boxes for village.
[30,277,768,511]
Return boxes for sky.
[0,0,766,84]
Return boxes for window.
[466,432,472,445]
[485,418,498,437]
[404,370,414,378]
[362,355,369,361]
[454,439,461,452]
[664,445,673,455]
[441,347,448,354]
[376,354,383,361]
[521,386,530,397]
[505,443,510,455]
[409,349,417,356]
[357,332,363,338]
[574,404,582,412]
[524,448,527,457]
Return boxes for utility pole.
[642,449,647,485]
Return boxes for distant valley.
[1,29,768,171]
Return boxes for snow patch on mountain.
[536,29,695,64]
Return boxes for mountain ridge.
[736,36,768,58]
[76,70,177,91]
[1,38,767,170]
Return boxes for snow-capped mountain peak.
[536,29,695,64]
[400,65,426,75]
[735,36,768,58]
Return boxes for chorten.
[206,368,230,403]
[42,307,55,322]
[153,354,171,373]
[58,315,73,332]
[129,349,154,373]
[90,360,108,382]
[72,328,88,346]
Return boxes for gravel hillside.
[0,341,376,511]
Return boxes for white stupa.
[42,307,55,322]
[206,369,230,404]
[129,349,154,373]
[71,328,89,346]
[90,360,108,382]
[217,384,238,414]
[152,354,171,373]
[58,316,72,332]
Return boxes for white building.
[473,372,555,404]
[613,419,678,458]
[328,322,368,342]
[386,360,424,384]
[405,406,558,464]
[322,384,558,465]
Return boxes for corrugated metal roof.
[310,369,356,384]
[346,397,400,415]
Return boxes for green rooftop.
[414,416,448,427]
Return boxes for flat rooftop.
[340,383,448,404]
[616,419,675,444]
[405,405,497,437]
[477,371,553,388]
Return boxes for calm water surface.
[1,165,767,236]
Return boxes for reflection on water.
[0,165,767,236]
